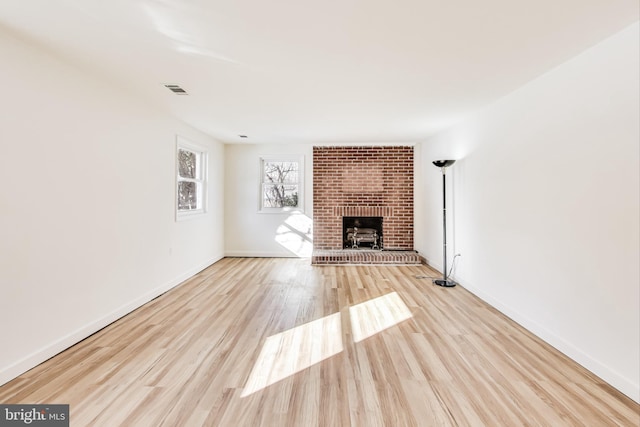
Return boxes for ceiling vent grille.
[164,84,188,95]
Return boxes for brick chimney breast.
[312,146,414,251]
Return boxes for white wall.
[0,27,225,385]
[224,143,314,257]
[415,22,640,401]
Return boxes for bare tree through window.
[176,140,207,218]
[178,181,197,210]
[262,161,300,208]
[178,149,197,179]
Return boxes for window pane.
[178,149,197,179]
[264,161,298,184]
[178,181,198,210]
[263,184,299,208]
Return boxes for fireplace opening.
[343,217,383,250]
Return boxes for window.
[260,156,304,212]
[176,137,207,220]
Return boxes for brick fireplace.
[312,146,418,264]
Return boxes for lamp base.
[433,279,457,288]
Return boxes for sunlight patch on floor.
[242,292,414,397]
[350,292,413,343]
[241,312,342,397]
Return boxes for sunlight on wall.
[350,292,413,343]
[241,312,342,397]
[274,212,313,257]
[242,292,414,397]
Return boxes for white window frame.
[176,137,208,221]
[259,155,304,213]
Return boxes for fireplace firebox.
[343,217,383,249]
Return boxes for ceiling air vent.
[164,84,188,95]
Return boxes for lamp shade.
[432,160,456,168]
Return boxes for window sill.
[258,207,305,215]
[176,209,207,221]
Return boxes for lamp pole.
[432,160,456,287]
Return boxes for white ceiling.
[0,0,637,144]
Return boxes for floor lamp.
[432,160,456,287]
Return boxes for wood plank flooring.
[0,258,638,426]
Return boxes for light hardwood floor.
[1,258,638,426]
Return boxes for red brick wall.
[313,146,414,250]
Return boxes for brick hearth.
[312,146,414,265]
[312,250,421,265]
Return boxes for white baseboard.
[224,250,301,258]
[0,255,223,387]
[457,274,639,403]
